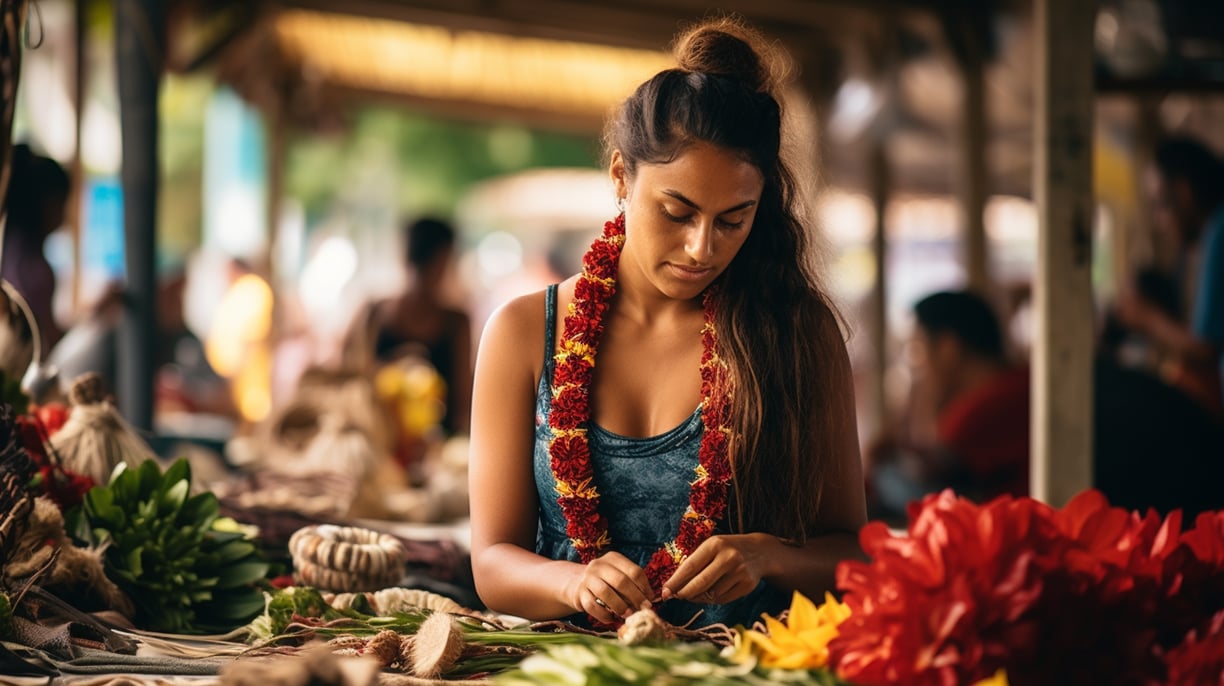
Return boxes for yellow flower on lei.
[731,591,850,670]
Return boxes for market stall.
[4,0,1224,682]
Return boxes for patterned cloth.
[532,285,787,628]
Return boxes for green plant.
[68,458,269,633]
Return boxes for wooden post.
[1032,0,1095,506]
[960,41,990,296]
[0,0,29,210]
[116,0,164,431]
[870,140,890,437]
[70,0,85,313]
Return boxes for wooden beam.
[1031,0,1094,506]
[276,0,678,50]
[869,139,891,438]
[116,0,165,431]
[275,0,839,57]
[955,20,991,296]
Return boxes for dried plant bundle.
[49,374,154,485]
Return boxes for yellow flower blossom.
[972,670,1009,686]
[732,591,850,670]
[553,478,597,498]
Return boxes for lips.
[667,263,714,281]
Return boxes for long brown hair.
[604,16,845,543]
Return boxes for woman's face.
[611,142,764,300]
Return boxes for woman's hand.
[662,533,777,605]
[563,552,656,624]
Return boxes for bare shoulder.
[477,280,572,384]
[481,290,543,343]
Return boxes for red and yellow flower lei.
[548,212,734,595]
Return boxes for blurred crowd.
[867,134,1224,524]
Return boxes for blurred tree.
[285,108,598,220]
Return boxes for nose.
[684,220,715,264]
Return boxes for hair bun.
[673,17,786,94]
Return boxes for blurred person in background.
[349,216,472,436]
[869,290,1030,520]
[1117,135,1224,419]
[1,143,69,355]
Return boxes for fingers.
[580,579,625,624]
[662,539,718,600]
[577,553,657,621]
[702,575,756,605]
[663,536,759,605]
[597,553,656,609]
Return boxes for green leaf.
[211,540,257,565]
[203,589,267,620]
[109,465,136,504]
[85,486,113,516]
[179,493,219,527]
[159,478,189,515]
[125,547,144,576]
[161,458,191,492]
[134,460,162,499]
[213,561,269,589]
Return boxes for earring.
[616,196,626,212]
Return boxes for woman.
[469,17,866,628]
[355,217,473,435]
[1,144,70,356]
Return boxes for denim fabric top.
[532,285,788,627]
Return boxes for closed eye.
[661,207,692,224]
[662,207,747,229]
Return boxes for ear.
[609,150,629,201]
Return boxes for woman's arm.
[663,325,868,604]
[468,291,653,622]
[468,293,573,618]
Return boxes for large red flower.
[830,490,1224,686]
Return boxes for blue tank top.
[532,285,788,628]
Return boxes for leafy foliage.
[495,641,851,686]
[68,458,269,633]
[0,375,28,416]
[247,586,346,643]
